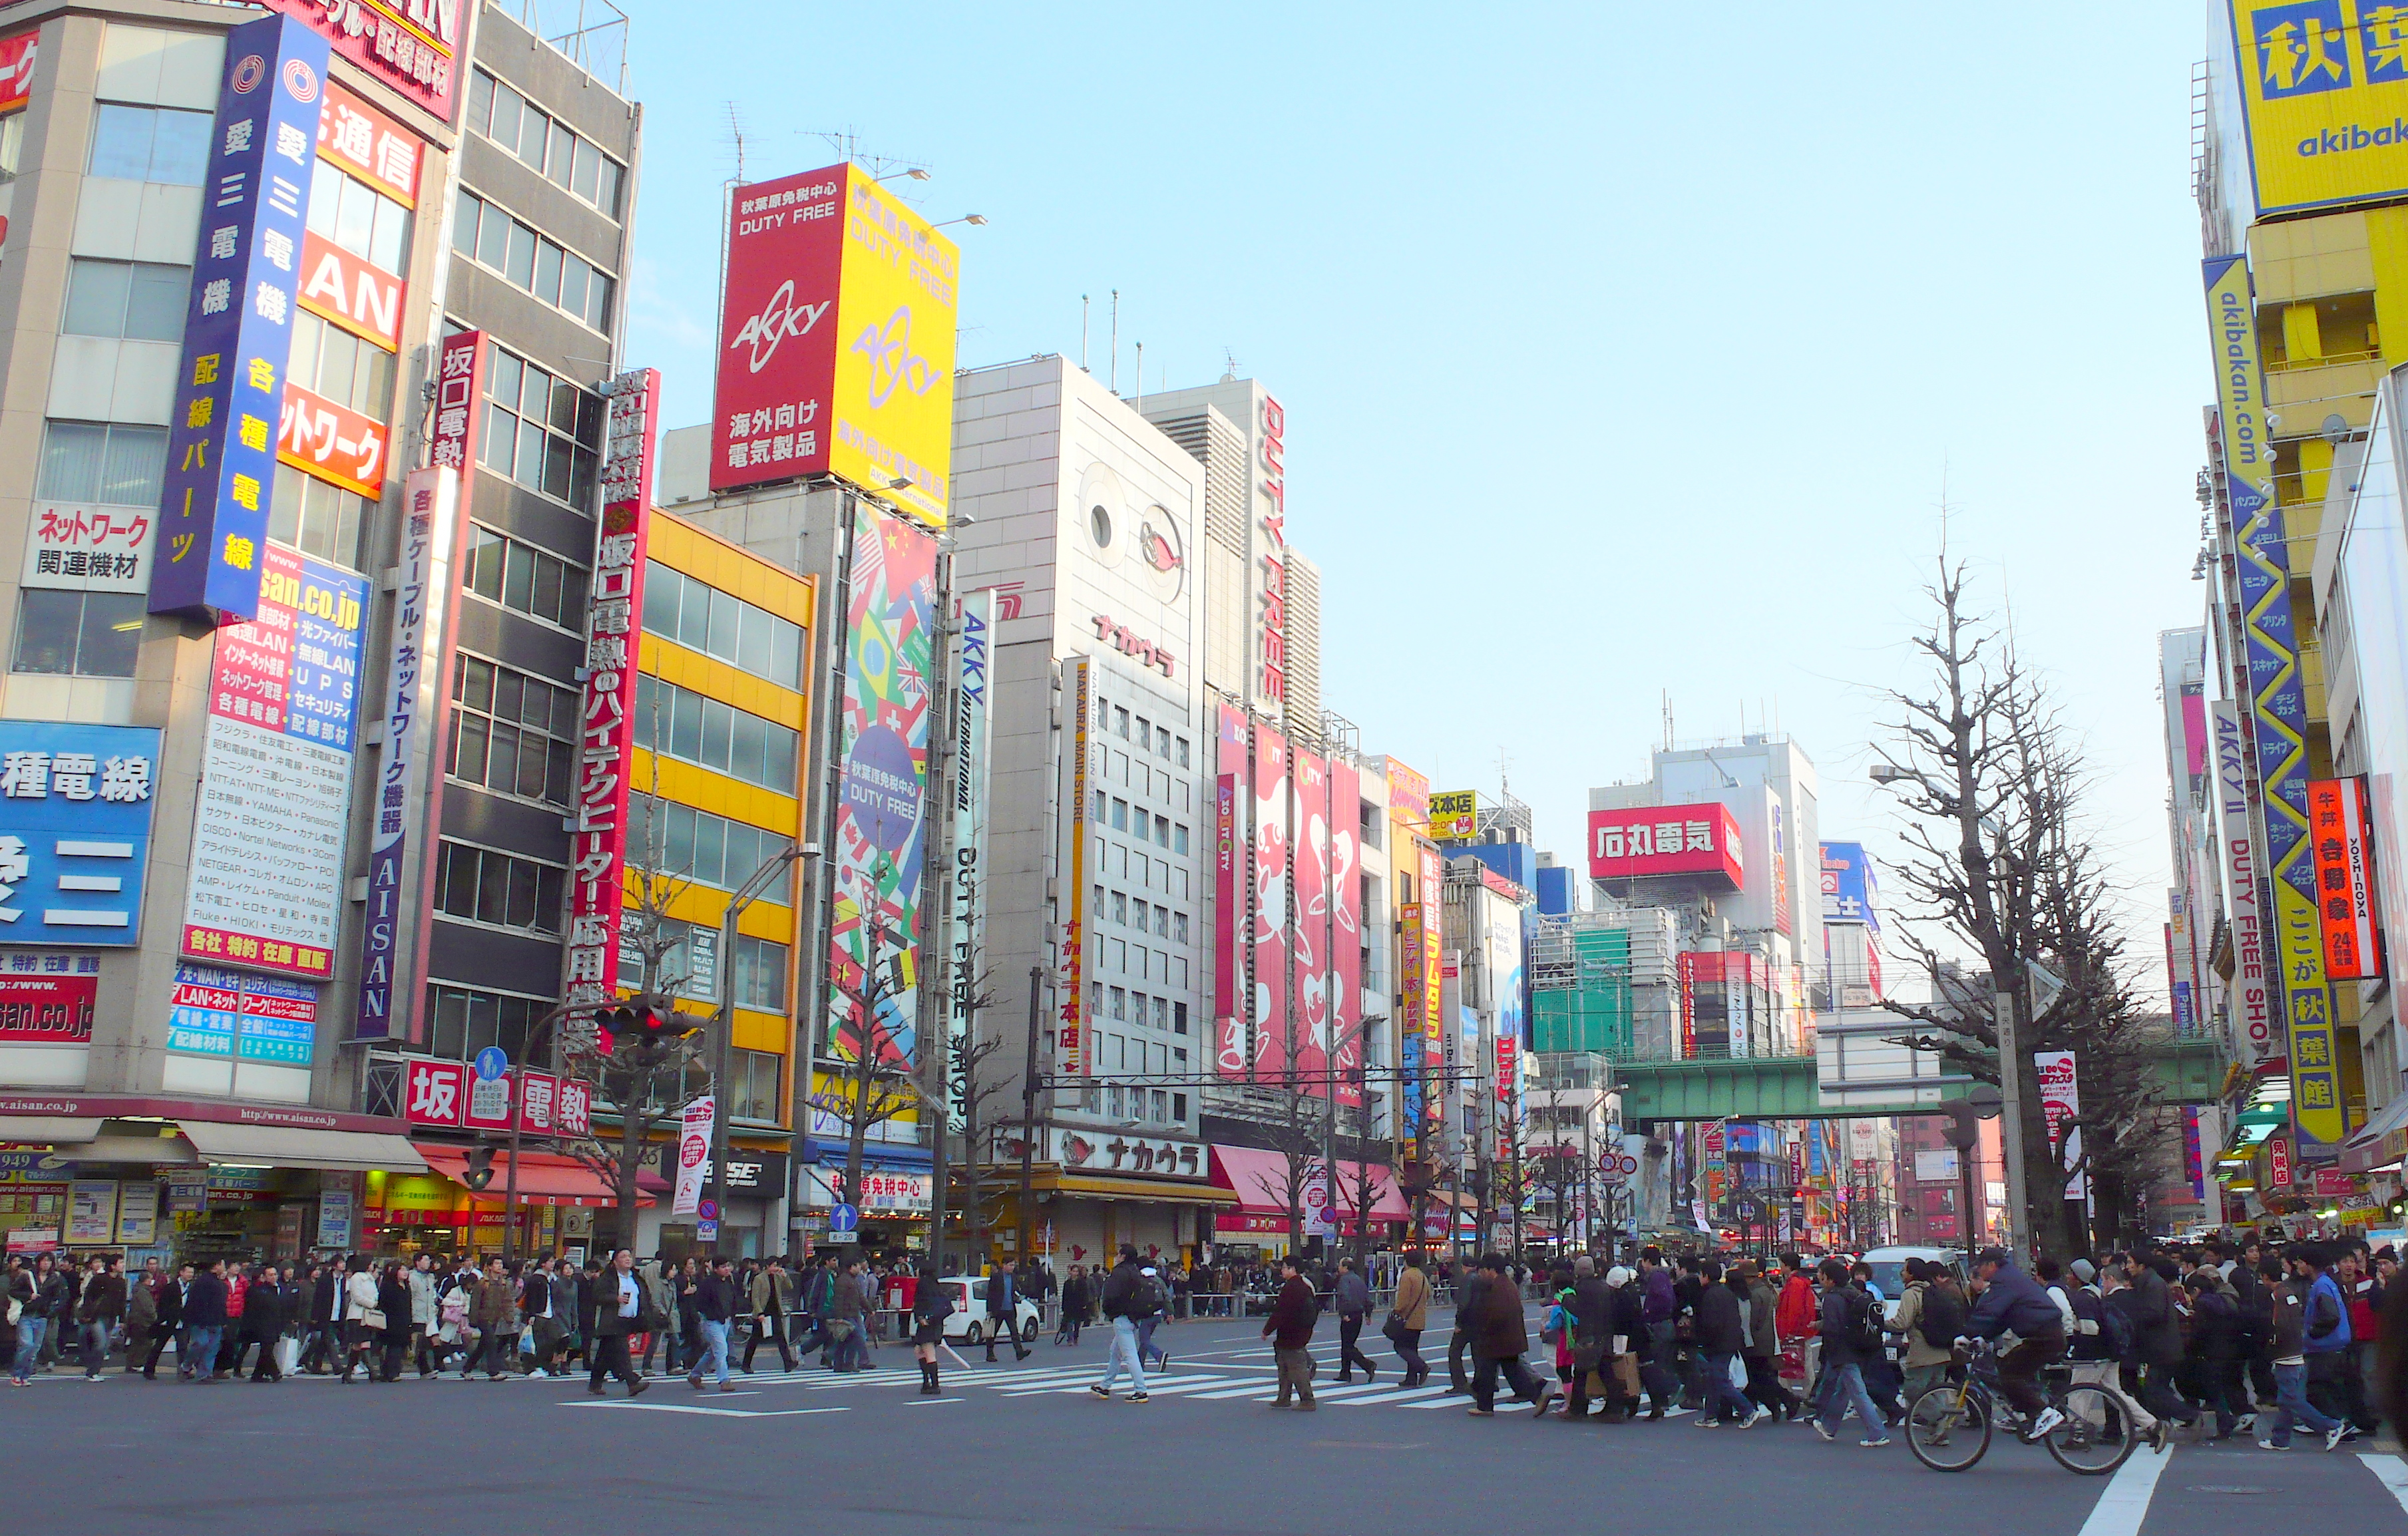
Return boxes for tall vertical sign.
[1059,656,1091,1074]
[2204,256,2345,1151]
[1213,702,1251,1077]
[383,329,484,1042]
[1328,757,1362,1108]
[942,588,992,1129]
[152,16,328,624]
[1253,395,1288,709]
[2309,777,2383,982]
[1293,748,1330,1087]
[562,369,659,1044]
[1250,724,1291,1077]
[827,505,937,1067]
[353,465,456,1039]
[2213,700,2274,1062]
[2035,1049,2087,1201]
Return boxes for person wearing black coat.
[144,1266,188,1379]
[1608,1267,1662,1418]
[298,1265,340,1374]
[1694,1260,1758,1425]
[375,1264,414,1382]
[182,1260,230,1382]
[1559,1259,1612,1421]
[242,1266,291,1383]
[2186,1268,2244,1440]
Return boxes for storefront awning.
[1043,1170,1236,1205]
[0,1116,102,1144]
[1209,1145,1409,1220]
[181,1121,427,1173]
[415,1144,652,1207]
[2341,1094,2408,1173]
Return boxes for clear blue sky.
[610,3,2214,991]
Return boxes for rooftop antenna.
[1109,289,1119,395]
[1662,691,1674,752]
[726,102,746,182]
[1133,341,1143,409]
[1222,348,1239,383]
[1080,295,1090,373]
[809,128,930,185]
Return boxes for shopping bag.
[277,1336,298,1375]
[1728,1354,1748,1391]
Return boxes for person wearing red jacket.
[1774,1254,1818,1342]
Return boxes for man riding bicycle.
[1961,1247,2069,1441]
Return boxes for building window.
[632,673,801,793]
[266,465,367,569]
[626,793,794,900]
[1173,913,1188,944]
[1110,799,1127,831]
[38,421,166,506]
[641,564,806,688]
[1173,1091,1187,1121]
[1174,1002,1189,1036]
[1175,736,1189,767]
[286,310,397,420]
[729,1048,781,1122]
[463,524,586,630]
[307,158,410,278]
[436,839,566,936]
[479,344,604,507]
[466,67,626,218]
[425,984,546,1064]
[618,913,703,994]
[449,653,577,805]
[732,934,789,1012]
[1091,790,1105,821]
[1173,824,1189,855]
[1134,715,1149,747]
[1111,892,1127,926]
[87,104,208,185]
[1153,815,1169,849]
[60,259,186,341]
[1110,987,1125,1020]
[452,186,616,333]
[11,591,142,677]
[1153,996,1169,1029]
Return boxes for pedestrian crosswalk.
[721,1360,1698,1414]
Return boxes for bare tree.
[812,909,922,1231]
[952,1030,1012,1267]
[556,781,711,1252]
[1877,560,2168,1262]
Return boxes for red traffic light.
[596,998,686,1044]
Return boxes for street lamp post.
[705,841,815,1254]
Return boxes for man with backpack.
[1808,1258,1891,1447]
[2068,1258,2164,1448]
[1885,1256,1959,1406]
[1963,1247,2069,1441]
[1088,1245,1153,1402]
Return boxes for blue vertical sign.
[0,722,160,943]
[149,15,329,625]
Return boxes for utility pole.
[1993,981,2031,1257]
[707,843,811,1254]
[1017,964,1043,1266]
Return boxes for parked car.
[936,1275,1040,1345]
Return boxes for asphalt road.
[8,1310,2407,1534]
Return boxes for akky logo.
[851,305,938,408]
[731,280,829,375]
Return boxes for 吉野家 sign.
[0,722,160,944]
[710,164,960,527]
[1428,791,1478,841]
[1588,802,1746,889]
[2309,777,2384,980]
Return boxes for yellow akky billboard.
[2228,0,2408,217]
[831,172,958,529]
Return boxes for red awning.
[414,1144,656,1208]
[1208,1145,1408,1221]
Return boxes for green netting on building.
[1532,927,1632,1056]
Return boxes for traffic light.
[1941,1100,1981,1151]
[463,1145,496,1192]
[596,997,688,1045]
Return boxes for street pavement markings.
[2071,1445,2175,1536]
[565,1400,850,1419]
[2357,1452,2408,1517]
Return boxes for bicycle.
[1903,1340,2138,1476]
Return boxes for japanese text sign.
[150,15,329,625]
[277,378,387,498]
[2222,0,2408,218]
[1428,790,1478,841]
[2309,777,2384,980]
[0,722,159,944]
[353,466,457,1042]
[256,0,459,124]
[1587,801,1745,888]
[428,329,483,471]
[711,164,958,528]
[1820,840,1880,933]
[0,29,35,116]
[0,971,97,1046]
[402,1056,466,1127]
[297,230,403,352]
[560,369,657,1044]
[21,504,154,594]
[166,962,316,1064]
[315,79,419,206]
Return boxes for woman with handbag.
[339,1255,381,1384]
[374,1262,413,1382]
[1386,1253,1432,1387]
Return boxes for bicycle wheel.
[2043,1384,2139,1475]
[1906,1383,1993,1472]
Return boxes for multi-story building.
[0,0,633,1260]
